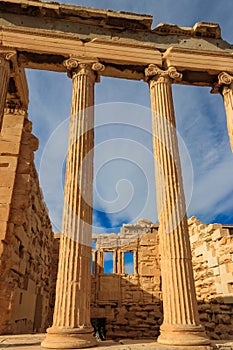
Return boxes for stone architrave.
[218,72,233,152]
[145,64,210,347]
[41,59,104,349]
[0,50,16,130]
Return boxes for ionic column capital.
[0,49,16,65]
[213,72,233,152]
[64,57,105,81]
[218,72,233,87]
[145,64,182,85]
[211,72,233,94]
[0,49,16,130]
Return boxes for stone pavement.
[0,334,233,350]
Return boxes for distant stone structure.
[0,0,233,349]
[91,218,233,341]
[52,219,233,340]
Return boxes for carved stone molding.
[64,57,105,80]
[4,99,27,115]
[145,64,182,84]
[4,107,27,116]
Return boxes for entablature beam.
[0,0,232,86]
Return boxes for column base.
[41,326,98,349]
[157,323,210,346]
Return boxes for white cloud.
[189,155,233,219]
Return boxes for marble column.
[145,65,210,347]
[218,72,233,152]
[42,59,104,349]
[0,50,16,130]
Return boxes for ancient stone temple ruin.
[52,219,233,342]
[0,0,233,349]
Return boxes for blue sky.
[27,0,233,233]
[103,252,134,274]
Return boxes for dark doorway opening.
[91,318,106,340]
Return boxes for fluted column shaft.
[145,65,209,346]
[0,50,15,130]
[218,72,233,152]
[42,60,104,349]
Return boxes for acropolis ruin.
[0,1,233,349]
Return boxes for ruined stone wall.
[188,217,233,340]
[89,219,233,340]
[51,219,233,340]
[0,109,54,334]
[91,221,162,340]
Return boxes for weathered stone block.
[0,204,10,221]
[208,257,219,268]
[2,114,24,129]
[0,172,15,187]
[190,234,199,244]
[0,140,21,155]
[0,186,13,204]
[195,244,206,257]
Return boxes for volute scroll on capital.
[218,72,233,86]
[211,72,233,94]
[0,49,16,65]
[145,64,182,85]
[63,57,105,80]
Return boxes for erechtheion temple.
[0,0,233,349]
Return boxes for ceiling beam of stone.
[0,0,232,85]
